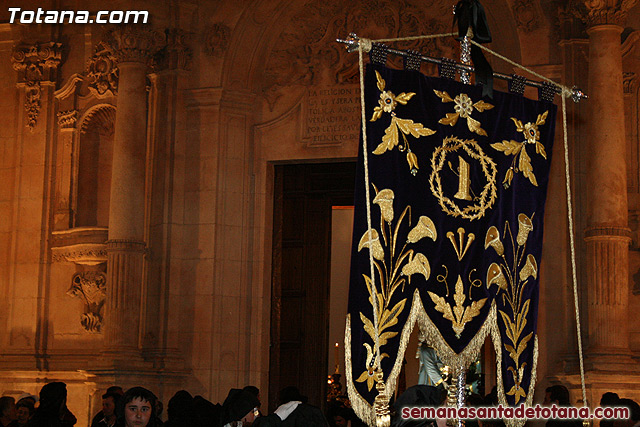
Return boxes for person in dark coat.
[163,391,195,427]
[220,388,260,426]
[277,387,328,427]
[27,382,76,427]
[192,395,223,427]
[391,384,446,427]
[252,387,328,427]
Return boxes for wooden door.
[270,162,356,412]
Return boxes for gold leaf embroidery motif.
[434,91,494,136]
[428,275,487,338]
[429,136,498,221]
[370,71,435,175]
[356,186,437,390]
[485,213,537,404]
[491,111,549,188]
[446,228,475,261]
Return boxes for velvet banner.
[346,63,556,426]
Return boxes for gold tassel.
[374,369,391,427]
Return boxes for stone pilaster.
[54,109,78,230]
[11,42,62,131]
[102,26,163,364]
[141,29,191,369]
[7,41,62,363]
[583,0,638,369]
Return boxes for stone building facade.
[0,0,639,425]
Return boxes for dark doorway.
[269,161,356,412]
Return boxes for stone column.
[584,0,638,367]
[102,26,162,363]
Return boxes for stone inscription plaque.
[304,85,361,146]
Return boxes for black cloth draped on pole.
[346,63,556,425]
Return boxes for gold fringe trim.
[346,314,376,427]
[491,327,539,427]
[346,290,498,426]
[415,294,497,372]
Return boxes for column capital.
[105,25,165,65]
[11,41,63,83]
[154,28,192,71]
[57,110,79,129]
[582,0,638,28]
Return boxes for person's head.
[107,386,124,396]
[167,390,194,423]
[15,400,34,424]
[102,392,120,419]
[118,387,157,427]
[0,396,16,421]
[243,386,260,406]
[221,389,260,426]
[38,382,68,418]
[278,386,308,405]
[601,392,620,407]
[544,385,571,406]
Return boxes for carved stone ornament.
[86,41,119,97]
[583,0,639,27]
[261,0,455,108]
[24,82,41,131]
[57,110,78,129]
[67,271,107,333]
[51,243,108,265]
[12,42,63,131]
[12,42,62,82]
[203,23,230,58]
[105,25,165,65]
[80,104,116,136]
[155,28,192,71]
[512,0,540,32]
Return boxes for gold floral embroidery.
[370,71,435,175]
[428,272,487,338]
[485,213,537,404]
[434,90,494,136]
[491,111,548,188]
[429,136,498,221]
[356,186,437,390]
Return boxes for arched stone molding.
[224,0,522,120]
[53,69,117,232]
[76,104,116,228]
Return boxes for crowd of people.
[0,382,338,427]
[0,381,639,427]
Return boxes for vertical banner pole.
[456,367,467,427]
[454,25,474,427]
